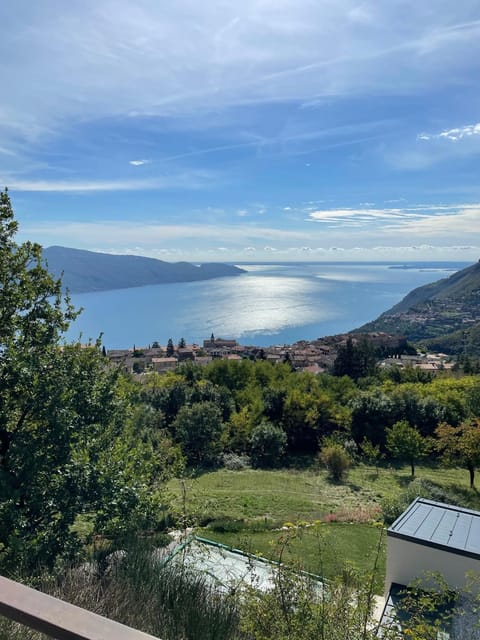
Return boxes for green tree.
[166,338,174,357]
[360,438,384,477]
[249,420,287,468]
[350,391,397,446]
[221,407,253,453]
[172,401,223,467]
[333,337,377,380]
[386,420,428,477]
[178,337,186,348]
[435,419,480,488]
[319,443,351,481]
[0,189,170,573]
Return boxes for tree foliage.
[173,401,223,467]
[386,420,428,477]
[332,337,377,380]
[249,420,287,468]
[319,443,351,481]
[0,190,174,573]
[435,419,480,488]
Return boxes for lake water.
[64,261,469,349]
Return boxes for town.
[106,332,456,375]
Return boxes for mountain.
[355,260,480,354]
[42,246,246,293]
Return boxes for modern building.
[380,498,480,638]
[385,497,480,594]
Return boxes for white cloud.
[129,159,150,166]
[2,1,480,142]
[21,221,313,246]
[308,203,480,232]
[382,205,480,237]
[418,122,480,142]
[4,171,214,192]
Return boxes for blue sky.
[2,0,480,262]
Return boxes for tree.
[0,190,169,572]
[221,407,253,453]
[350,391,398,446]
[435,419,480,488]
[166,338,174,357]
[249,420,287,468]
[360,438,384,477]
[178,337,186,349]
[333,337,377,380]
[172,401,223,467]
[386,420,428,477]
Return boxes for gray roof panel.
[388,498,480,559]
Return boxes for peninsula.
[42,246,246,294]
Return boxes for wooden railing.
[0,575,160,640]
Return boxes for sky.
[1,0,480,262]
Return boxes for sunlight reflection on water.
[194,275,336,337]
[65,262,467,348]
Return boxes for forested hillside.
[357,260,480,354]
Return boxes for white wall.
[386,536,480,595]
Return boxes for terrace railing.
[0,575,160,640]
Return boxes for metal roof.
[388,498,480,559]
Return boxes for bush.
[381,479,468,524]
[222,452,251,470]
[249,421,287,468]
[319,444,351,481]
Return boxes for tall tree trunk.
[468,463,475,489]
[411,461,415,478]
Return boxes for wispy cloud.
[4,171,214,192]
[418,122,480,142]
[2,1,480,142]
[21,221,313,245]
[308,203,480,238]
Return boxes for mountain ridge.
[355,260,480,354]
[43,246,245,293]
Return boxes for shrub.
[208,516,245,533]
[381,479,468,524]
[222,452,251,470]
[249,421,287,468]
[319,444,351,481]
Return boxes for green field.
[167,463,480,593]
[169,463,479,522]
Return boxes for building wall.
[386,536,480,595]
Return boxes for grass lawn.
[168,462,480,525]
[167,462,480,594]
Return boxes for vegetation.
[2,191,480,637]
[359,259,480,354]
[436,419,480,488]
[318,442,351,480]
[0,189,179,574]
[386,420,429,477]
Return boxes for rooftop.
[388,498,480,559]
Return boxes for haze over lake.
[65,262,468,349]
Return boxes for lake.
[64,261,469,349]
